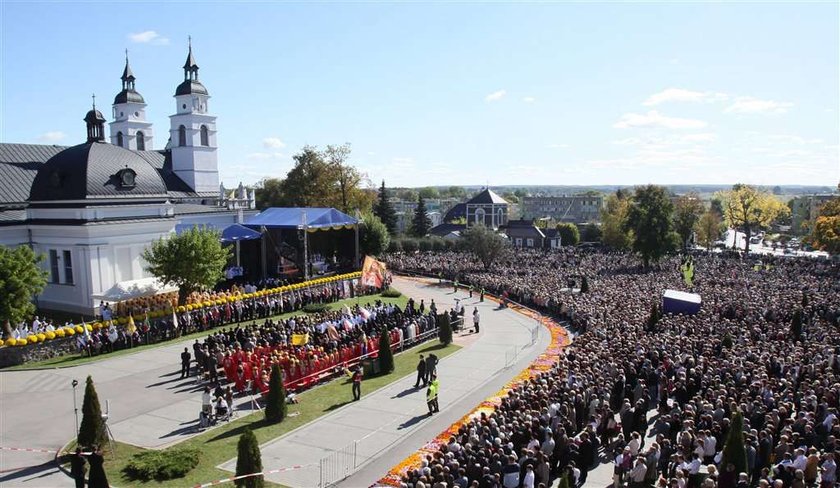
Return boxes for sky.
[1,1,838,189]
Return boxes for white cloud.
[522,96,536,103]
[37,131,66,143]
[724,96,793,114]
[485,89,506,102]
[262,137,286,149]
[613,110,707,129]
[643,88,728,106]
[546,143,569,149]
[128,30,169,45]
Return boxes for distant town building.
[521,195,603,223]
[466,188,509,229]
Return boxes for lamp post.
[71,379,79,437]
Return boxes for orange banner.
[361,256,387,288]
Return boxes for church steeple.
[183,36,199,81]
[121,49,136,91]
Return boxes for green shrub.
[303,303,330,314]
[401,238,419,252]
[430,237,446,252]
[378,327,394,374]
[235,428,263,488]
[438,313,452,346]
[387,239,403,253]
[124,448,200,481]
[418,238,433,252]
[264,363,287,423]
[380,288,402,298]
[77,376,107,449]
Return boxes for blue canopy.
[221,224,262,243]
[245,207,358,230]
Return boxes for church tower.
[109,51,153,150]
[169,39,219,194]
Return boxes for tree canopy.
[718,184,789,253]
[673,194,703,250]
[810,194,840,254]
[0,246,47,328]
[462,224,508,269]
[695,208,724,250]
[360,211,391,257]
[142,227,231,305]
[601,192,632,249]
[254,177,283,210]
[624,185,675,267]
[555,222,580,246]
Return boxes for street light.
[71,379,79,437]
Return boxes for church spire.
[121,49,135,90]
[84,94,106,143]
[183,36,199,80]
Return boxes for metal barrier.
[318,440,358,488]
[504,346,519,369]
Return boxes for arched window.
[497,208,504,227]
[116,131,124,147]
[474,207,485,225]
[178,125,187,146]
[136,131,145,151]
[200,125,209,146]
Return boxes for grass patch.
[4,293,408,371]
[99,340,460,487]
[380,287,403,298]
[302,302,330,314]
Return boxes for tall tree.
[810,194,840,254]
[462,224,508,270]
[601,192,632,249]
[624,185,675,267]
[579,222,602,243]
[418,187,440,199]
[142,227,231,305]
[374,180,398,235]
[77,375,107,448]
[695,209,724,250]
[264,363,287,423]
[720,411,748,476]
[0,246,47,329]
[253,177,284,209]
[235,428,264,488]
[378,327,394,374]
[360,211,391,257]
[673,194,704,250]
[324,143,374,214]
[718,184,789,253]
[279,146,335,208]
[411,195,431,237]
[438,313,452,345]
[555,223,580,246]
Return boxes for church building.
[0,43,257,315]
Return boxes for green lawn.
[93,340,459,487]
[5,292,409,371]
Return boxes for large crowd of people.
[385,249,840,488]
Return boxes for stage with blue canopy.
[244,207,359,230]
[220,224,262,243]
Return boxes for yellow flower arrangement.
[0,338,5,347]
[37,333,46,342]
[85,324,93,332]
[65,327,75,336]
[46,331,56,340]
[55,329,65,338]
[75,325,84,334]
[16,338,27,346]
[27,334,38,344]
[177,306,186,313]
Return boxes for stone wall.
[0,337,78,368]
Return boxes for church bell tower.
[110,51,153,150]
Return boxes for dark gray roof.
[0,144,66,204]
[468,188,508,205]
[84,109,106,123]
[29,142,169,201]
[114,89,145,104]
[0,143,204,204]
[175,79,208,96]
[442,203,466,222]
[429,222,465,237]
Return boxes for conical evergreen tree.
[77,375,107,449]
[373,180,397,235]
[264,363,287,423]
[438,313,453,345]
[411,195,431,237]
[720,411,748,475]
[378,327,394,374]
[580,276,589,293]
[235,428,264,488]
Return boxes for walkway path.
[216,276,553,488]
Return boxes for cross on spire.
[91,93,96,109]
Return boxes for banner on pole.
[361,256,387,288]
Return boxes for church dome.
[175,79,208,96]
[84,108,106,124]
[29,142,168,202]
[114,89,145,104]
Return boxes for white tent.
[91,277,178,302]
